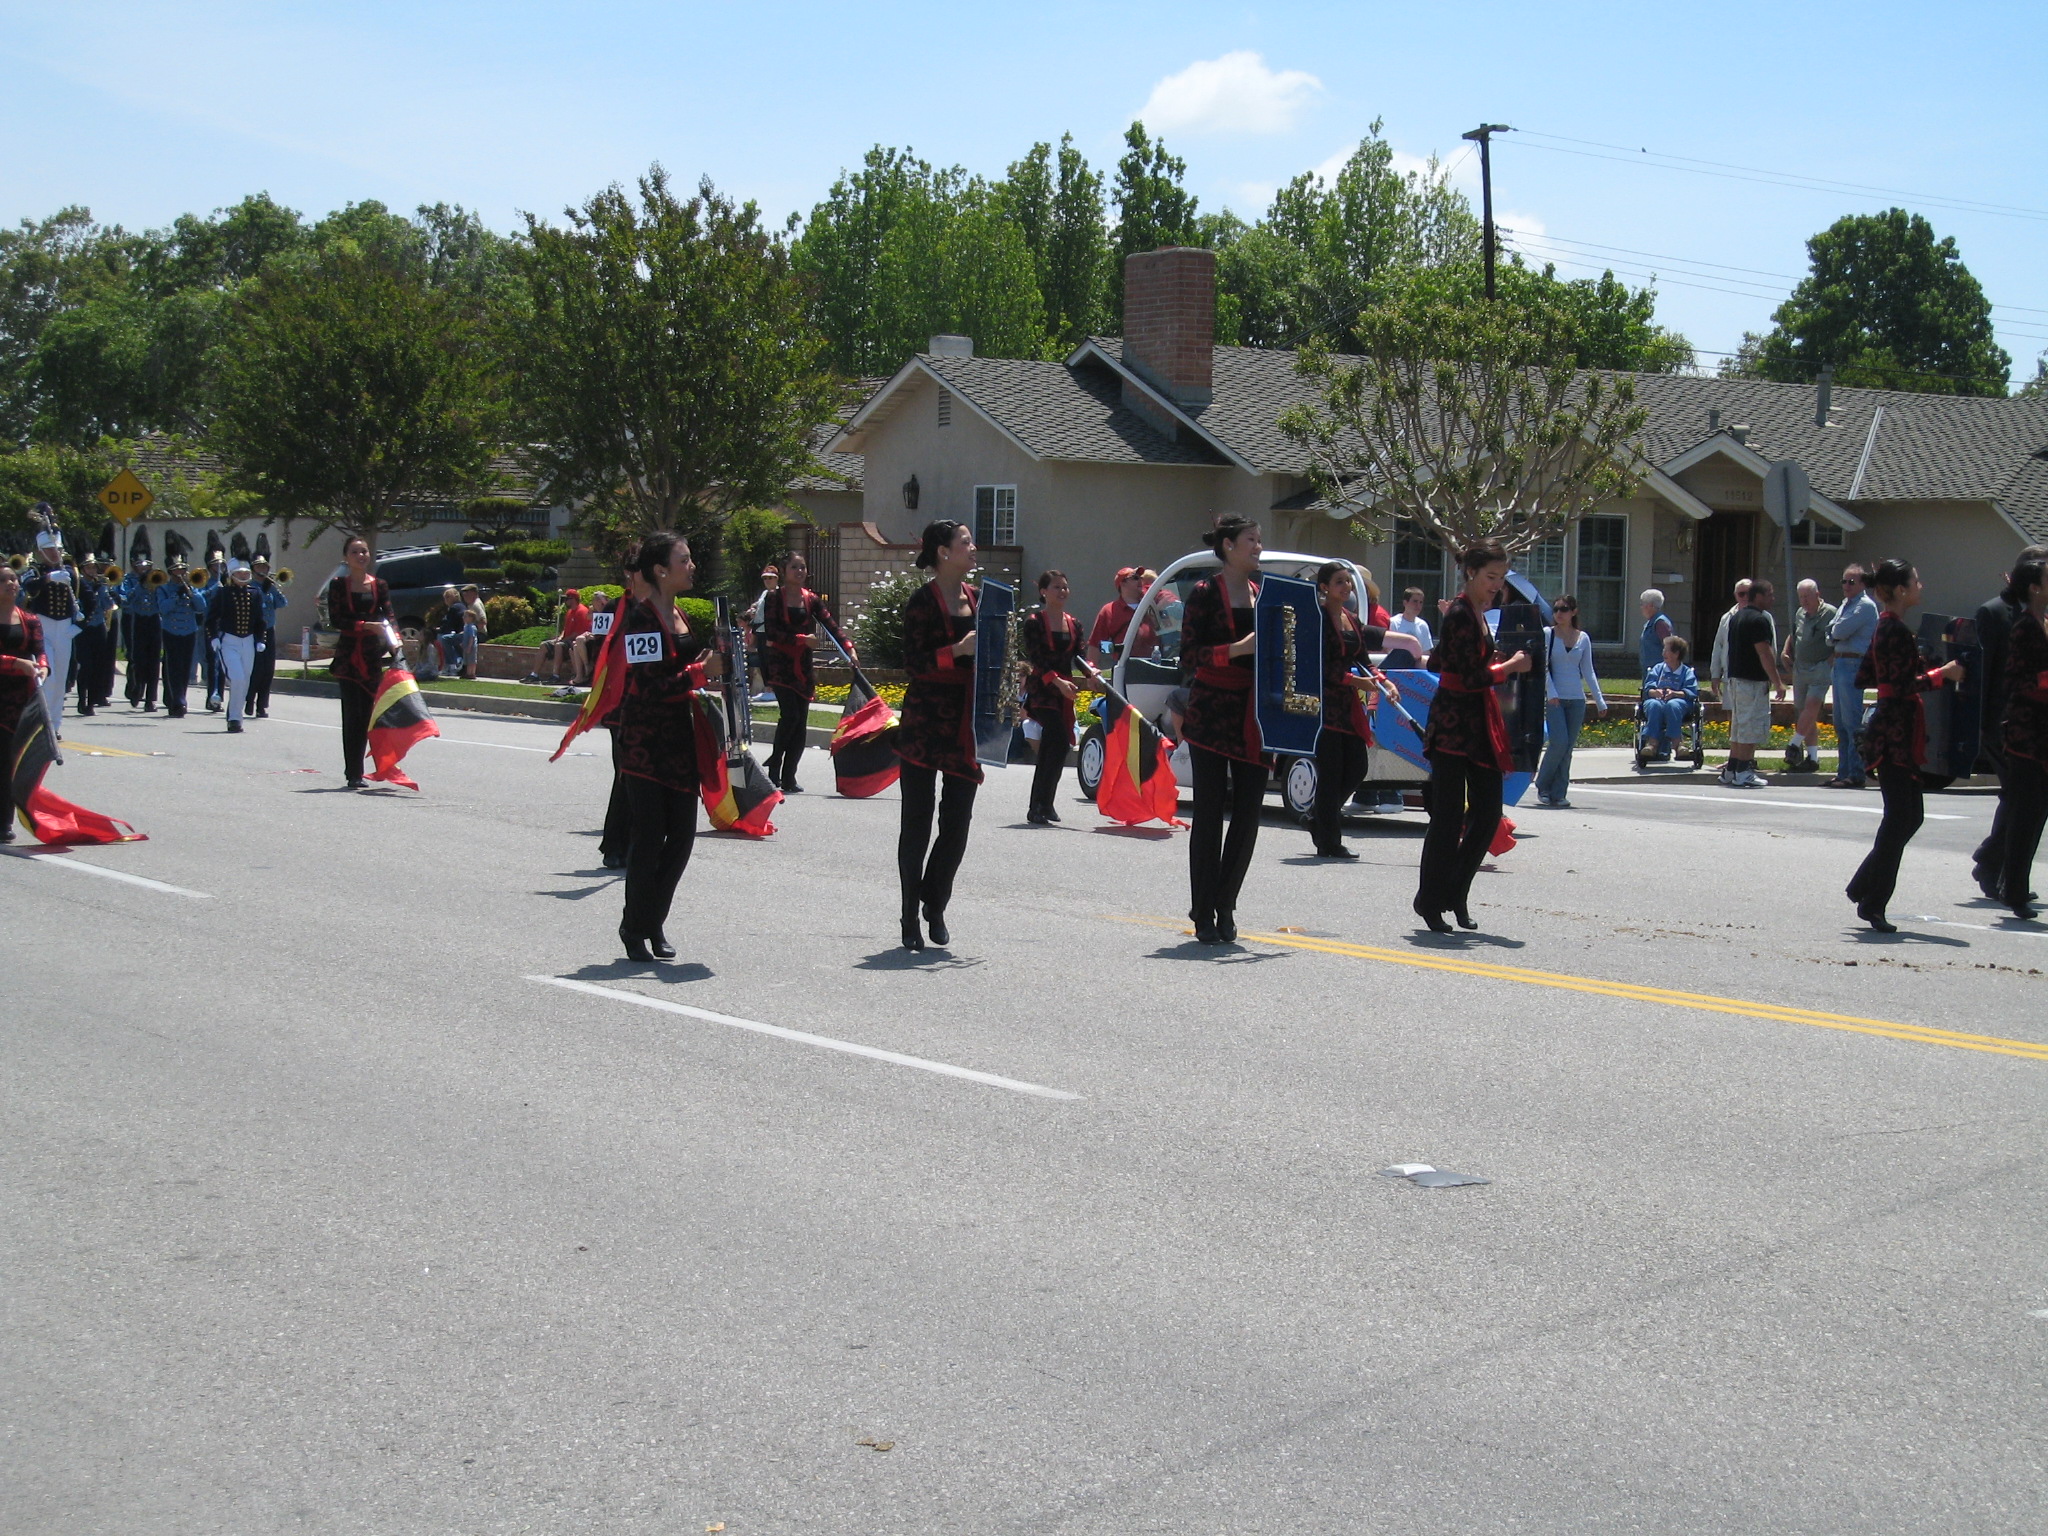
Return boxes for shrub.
[721,506,792,600]
[580,583,623,605]
[503,560,541,583]
[852,569,922,670]
[484,595,536,636]
[462,566,507,585]
[680,596,716,633]
[493,624,556,647]
[497,539,571,565]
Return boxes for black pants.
[1418,749,1502,915]
[340,680,373,782]
[1992,752,2047,906]
[599,729,632,862]
[160,631,196,713]
[202,635,221,704]
[125,616,160,706]
[765,687,808,787]
[73,626,109,709]
[1189,744,1265,924]
[248,629,275,711]
[1973,736,2008,875]
[898,761,977,918]
[1312,728,1368,852]
[1848,764,1929,912]
[622,774,697,937]
[1029,718,1069,815]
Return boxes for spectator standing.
[1534,595,1607,807]
[1640,636,1697,759]
[1827,564,1879,788]
[1970,544,2048,896]
[460,584,488,678]
[1708,577,1753,694]
[1637,589,1675,679]
[1782,579,1838,772]
[1720,579,1783,788]
[1087,566,1159,663]
[1387,586,1434,663]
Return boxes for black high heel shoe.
[619,924,653,962]
[1454,905,1479,931]
[923,905,949,947]
[900,914,925,951]
[1191,908,1221,944]
[1215,911,1237,943]
[1412,897,1453,935]
[649,930,676,960]
[1855,901,1897,934]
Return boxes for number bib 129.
[622,630,665,665]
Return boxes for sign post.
[1764,459,1810,675]
[97,469,155,570]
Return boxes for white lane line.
[528,976,1082,1101]
[1915,916,2048,940]
[269,717,555,753]
[6,851,212,898]
[1570,786,1964,820]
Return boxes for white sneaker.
[1718,765,1740,787]
[1738,768,1767,788]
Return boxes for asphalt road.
[6,692,2046,1535]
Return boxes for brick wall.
[1123,247,1216,405]
[829,520,1024,627]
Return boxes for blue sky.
[5,0,2044,376]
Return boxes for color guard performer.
[1987,556,2048,920]
[1416,540,1532,934]
[897,520,981,951]
[1181,515,1265,945]
[206,559,263,733]
[597,567,641,870]
[326,536,395,789]
[1309,562,1389,859]
[0,562,48,842]
[19,526,79,748]
[1022,569,1096,825]
[759,551,853,794]
[1844,557,1967,932]
[614,532,718,963]
[117,552,162,711]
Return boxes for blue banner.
[1253,574,1324,759]
[972,578,1017,767]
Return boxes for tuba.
[186,567,211,590]
[5,552,24,571]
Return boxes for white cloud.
[1139,51,1322,136]
[1497,210,1546,239]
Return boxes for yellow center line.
[58,739,154,758]
[1108,916,2048,1063]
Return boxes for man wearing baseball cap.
[1087,565,1160,662]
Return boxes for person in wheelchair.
[1638,634,1698,762]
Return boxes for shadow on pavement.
[1849,928,1970,947]
[1404,930,1528,950]
[1145,941,1290,964]
[534,876,619,901]
[854,949,986,972]
[1090,825,1175,841]
[558,959,713,984]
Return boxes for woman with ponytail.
[896,520,982,950]
[1180,515,1266,943]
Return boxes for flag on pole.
[1097,704,1181,827]
[693,695,779,836]
[7,692,145,845]
[550,601,627,762]
[830,669,900,798]
[366,666,438,790]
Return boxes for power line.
[1514,128,2048,223]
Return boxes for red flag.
[8,692,146,845]
[1489,814,1518,857]
[366,666,439,790]
[830,672,899,797]
[1097,705,1182,827]
[550,601,627,762]
[693,695,779,836]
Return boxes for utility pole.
[1461,123,1512,300]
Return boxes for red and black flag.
[7,692,145,845]
[1097,702,1182,828]
[550,601,627,762]
[830,669,900,798]
[693,695,779,837]
[366,665,439,791]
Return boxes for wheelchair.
[1633,685,1705,771]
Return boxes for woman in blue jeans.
[1535,595,1607,806]
[1640,635,1697,757]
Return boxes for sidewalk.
[1567,746,1996,790]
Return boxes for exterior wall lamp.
[902,474,920,511]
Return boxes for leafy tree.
[1279,286,1650,559]
[1000,135,1111,349]
[1744,208,2008,396]
[0,440,119,549]
[1111,122,1199,325]
[2021,354,2047,398]
[208,240,503,552]
[719,504,793,603]
[1385,261,1693,373]
[0,208,140,445]
[465,494,539,545]
[513,166,838,578]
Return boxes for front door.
[1694,512,1757,642]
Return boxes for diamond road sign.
[98,468,155,525]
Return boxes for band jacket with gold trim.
[207,582,262,639]
[1322,610,1385,739]
[326,576,393,690]
[759,587,849,700]
[1423,594,1512,772]
[1022,608,1084,735]
[0,611,45,733]
[20,566,79,624]
[2003,608,2048,766]
[1855,612,1946,774]
[898,580,980,781]
[616,598,708,793]
[1179,575,1262,764]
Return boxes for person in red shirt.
[1087,567,1159,663]
[534,589,592,689]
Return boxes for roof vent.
[1729,423,1750,445]
[937,389,952,427]
[1708,408,1721,433]
[928,335,973,358]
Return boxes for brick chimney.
[1122,247,1215,411]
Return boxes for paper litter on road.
[1379,1164,1490,1187]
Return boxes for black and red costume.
[1023,606,1085,821]
[1310,608,1386,857]
[1989,609,2048,909]
[0,610,46,837]
[1417,593,1514,925]
[1847,611,1956,917]
[595,596,633,867]
[326,574,392,786]
[616,598,709,947]
[760,586,849,792]
[898,580,980,940]
[1180,573,1263,938]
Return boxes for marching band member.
[326,536,395,789]
[0,563,48,842]
[246,556,289,717]
[1844,557,1967,932]
[614,532,719,963]
[759,551,853,794]
[1989,556,2048,920]
[117,552,162,711]
[202,552,229,709]
[1181,515,1265,945]
[1416,540,1532,934]
[897,519,981,951]
[155,560,207,718]
[71,557,115,717]
[206,559,263,733]
[1309,562,1388,859]
[19,525,79,747]
[1022,569,1094,825]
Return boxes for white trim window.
[1789,516,1844,549]
[973,485,1017,547]
[1573,514,1629,643]
[1523,533,1567,602]
[1392,519,1449,614]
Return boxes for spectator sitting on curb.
[1641,636,1697,759]
[434,585,474,679]
[1782,578,1838,772]
[1720,579,1784,788]
[529,589,590,687]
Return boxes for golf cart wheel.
[1282,755,1319,821]
[1076,722,1105,802]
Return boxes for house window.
[1790,516,1844,549]
[937,389,952,428]
[1574,514,1628,643]
[1392,520,1448,615]
[1522,533,1567,602]
[973,485,1016,547]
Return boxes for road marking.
[527,976,1083,1100]
[57,740,154,758]
[270,717,554,753]
[1110,917,2048,1062]
[1915,916,2048,940]
[1570,786,1963,820]
[7,851,212,899]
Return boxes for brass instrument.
[186,567,212,590]
[272,567,293,585]
[146,567,171,588]
[5,553,24,571]
[97,561,120,580]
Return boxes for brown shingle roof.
[918,353,1228,467]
